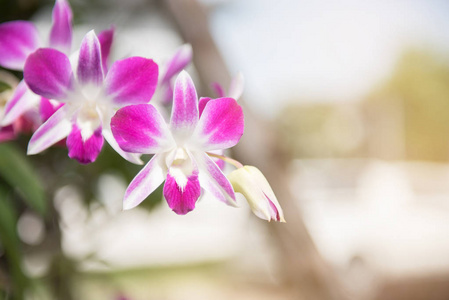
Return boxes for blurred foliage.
[0,143,47,216]
[0,187,28,300]
[276,49,449,162]
[0,82,11,93]
[368,49,449,161]
[276,103,365,159]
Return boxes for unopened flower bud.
[228,166,285,222]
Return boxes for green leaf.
[0,143,47,216]
[0,187,28,299]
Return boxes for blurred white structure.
[290,159,449,282]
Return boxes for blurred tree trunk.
[164,1,352,299]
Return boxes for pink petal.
[163,171,201,215]
[161,44,192,83]
[111,104,173,154]
[193,97,244,151]
[102,127,143,165]
[98,26,115,73]
[77,31,103,86]
[24,48,73,100]
[39,98,64,123]
[28,104,75,155]
[67,124,104,164]
[49,0,73,54]
[104,57,158,106]
[124,154,166,210]
[1,80,41,126]
[0,21,40,70]
[170,71,198,139]
[198,97,212,117]
[211,82,225,98]
[193,151,237,207]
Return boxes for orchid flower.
[228,165,285,222]
[0,0,73,127]
[159,44,193,105]
[110,71,244,214]
[23,30,158,164]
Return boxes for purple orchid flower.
[110,71,244,214]
[159,44,193,105]
[23,30,158,164]
[0,0,73,128]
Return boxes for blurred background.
[1,0,449,299]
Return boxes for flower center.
[77,103,102,141]
[166,147,196,190]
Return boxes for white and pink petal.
[0,21,40,70]
[27,104,76,155]
[123,154,166,210]
[105,57,158,106]
[77,31,103,86]
[67,123,104,164]
[98,26,114,73]
[39,98,64,123]
[111,104,173,154]
[163,170,201,215]
[192,151,237,207]
[102,126,143,165]
[24,48,73,100]
[191,97,244,151]
[49,0,73,54]
[170,71,198,140]
[161,44,192,83]
[1,80,41,126]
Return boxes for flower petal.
[98,26,114,73]
[24,48,73,100]
[0,21,40,70]
[27,104,75,155]
[104,57,158,106]
[111,104,173,154]
[102,126,143,165]
[170,71,198,139]
[192,151,237,207]
[124,154,166,210]
[77,31,103,86]
[39,98,64,123]
[1,80,41,126]
[49,0,73,54]
[198,97,212,117]
[161,44,192,83]
[191,97,244,151]
[245,166,285,222]
[163,170,201,215]
[228,166,285,222]
[67,123,103,164]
